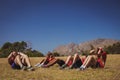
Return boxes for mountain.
[53,38,120,55]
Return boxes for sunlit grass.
[0,54,120,80]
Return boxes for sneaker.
[59,64,67,70]
[21,66,27,71]
[69,65,74,69]
[27,66,35,71]
[34,63,40,67]
[79,67,85,70]
[38,63,44,68]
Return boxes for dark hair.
[47,51,53,57]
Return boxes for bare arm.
[7,52,13,60]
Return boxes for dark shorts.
[73,59,82,68]
[96,59,104,68]
[11,62,21,69]
[57,59,65,67]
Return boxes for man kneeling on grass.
[8,51,34,71]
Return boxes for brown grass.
[0,54,120,80]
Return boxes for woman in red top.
[79,47,107,70]
[34,51,65,68]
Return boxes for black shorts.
[73,59,82,68]
[57,59,65,67]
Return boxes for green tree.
[1,42,12,50]
[0,41,44,57]
[0,42,13,57]
[53,52,60,56]
[104,42,120,54]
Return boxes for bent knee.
[68,55,72,59]
[22,54,28,58]
[74,53,79,57]
[15,55,21,59]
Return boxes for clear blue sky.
[0,0,120,54]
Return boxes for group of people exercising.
[8,47,107,71]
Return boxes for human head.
[46,51,53,57]
[12,51,18,56]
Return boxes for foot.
[59,64,67,70]
[21,66,27,71]
[79,67,85,70]
[37,63,44,68]
[41,65,49,68]
[27,66,35,71]
[34,63,40,67]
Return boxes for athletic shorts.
[11,62,21,69]
[73,59,82,68]
[57,59,65,67]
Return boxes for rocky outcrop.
[53,38,120,55]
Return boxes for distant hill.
[53,38,120,55]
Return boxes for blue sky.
[0,0,120,54]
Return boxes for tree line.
[81,42,120,56]
[104,42,120,54]
[0,41,120,58]
[0,41,44,58]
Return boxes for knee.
[68,55,72,59]
[74,53,79,58]
[14,55,21,62]
[22,54,28,59]
[88,55,92,58]
[15,55,21,59]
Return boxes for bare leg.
[21,55,31,67]
[72,54,80,64]
[65,55,73,64]
[83,56,93,68]
[60,55,73,69]
[45,58,58,67]
[40,59,45,64]
[34,59,45,67]
[14,55,23,68]
[68,54,82,69]
[80,55,96,69]
[83,56,91,67]
[79,56,92,70]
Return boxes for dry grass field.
[0,54,120,80]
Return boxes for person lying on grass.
[34,51,65,68]
[79,47,107,70]
[8,51,34,71]
[60,53,86,69]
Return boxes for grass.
[0,54,120,80]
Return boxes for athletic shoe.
[38,63,44,68]
[34,63,40,67]
[21,66,27,71]
[68,64,74,69]
[27,66,35,71]
[59,64,67,69]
